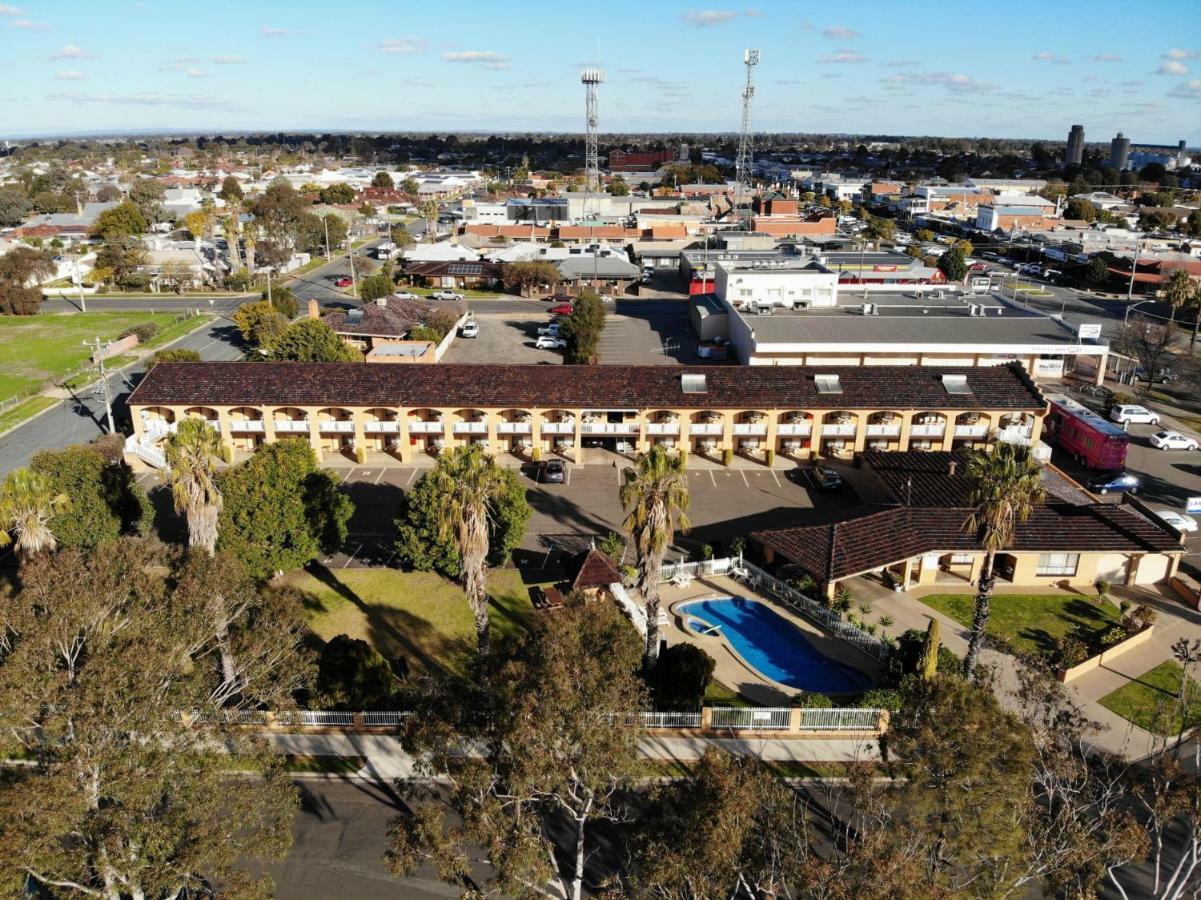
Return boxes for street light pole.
[323,216,331,262]
[82,337,115,434]
[1126,239,1141,303]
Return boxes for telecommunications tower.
[581,68,605,201]
[734,49,760,222]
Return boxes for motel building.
[125,362,1046,469]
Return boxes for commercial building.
[755,449,1184,596]
[1066,125,1085,166]
[125,362,1046,467]
[715,259,839,310]
[1110,133,1132,171]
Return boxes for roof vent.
[815,373,842,394]
[681,373,707,394]
[942,373,971,395]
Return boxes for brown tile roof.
[324,296,467,338]
[563,549,624,591]
[755,502,1181,582]
[128,362,1046,413]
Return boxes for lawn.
[0,312,179,402]
[141,313,212,349]
[62,354,138,391]
[0,395,57,434]
[920,592,1122,658]
[1100,661,1201,736]
[705,680,757,707]
[288,565,538,679]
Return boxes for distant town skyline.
[2,0,1198,144]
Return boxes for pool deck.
[660,575,881,706]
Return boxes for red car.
[335,277,353,288]
[548,303,573,316]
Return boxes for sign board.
[1033,358,1065,378]
[1078,323,1103,340]
[1187,497,1201,515]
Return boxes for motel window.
[949,553,974,565]
[1036,553,1079,577]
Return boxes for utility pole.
[323,216,331,262]
[348,238,358,297]
[266,267,273,307]
[1126,239,1141,302]
[82,337,115,434]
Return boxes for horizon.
[1,0,1198,145]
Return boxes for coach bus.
[1043,394,1129,470]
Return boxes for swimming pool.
[679,597,871,694]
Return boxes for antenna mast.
[581,67,605,217]
[735,48,760,225]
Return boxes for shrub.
[1095,579,1111,603]
[857,688,903,711]
[647,644,715,711]
[832,584,854,613]
[149,348,201,368]
[893,629,962,679]
[621,564,637,587]
[1122,603,1156,636]
[1098,626,1129,649]
[315,634,399,710]
[120,321,158,342]
[794,691,833,708]
[599,531,625,563]
[1053,635,1089,669]
[729,536,746,558]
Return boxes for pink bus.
[1044,395,1129,470]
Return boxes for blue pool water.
[681,597,871,693]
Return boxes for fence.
[658,555,736,583]
[710,706,792,730]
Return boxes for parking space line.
[770,469,781,487]
[340,467,357,484]
[405,468,417,485]
[374,469,384,484]
[741,470,749,488]
[708,470,716,487]
[342,543,363,568]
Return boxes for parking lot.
[441,299,710,366]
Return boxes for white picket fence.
[796,708,883,731]
[658,556,736,583]
[710,706,792,730]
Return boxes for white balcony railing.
[408,421,444,434]
[733,423,768,436]
[777,422,812,436]
[541,422,574,434]
[317,420,355,433]
[821,423,857,437]
[954,424,989,438]
[690,423,723,435]
[228,420,264,432]
[272,420,309,433]
[364,421,400,433]
[865,423,901,437]
[910,423,946,437]
[496,422,532,434]
[581,422,639,435]
[646,422,680,435]
[453,422,488,434]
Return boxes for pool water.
[681,597,871,694]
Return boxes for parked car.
[459,320,479,338]
[1135,366,1173,384]
[431,289,463,301]
[334,277,353,287]
[540,459,567,484]
[808,461,843,492]
[548,303,574,316]
[1150,430,1199,451]
[1086,471,1141,495]
[1110,404,1161,426]
[1155,510,1198,533]
[535,335,567,350]
[537,322,562,337]
[393,290,419,301]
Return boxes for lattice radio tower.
[581,68,604,204]
[734,49,760,222]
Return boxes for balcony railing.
[646,422,680,435]
[408,421,444,434]
[272,420,309,433]
[228,420,264,432]
[910,423,945,437]
[496,422,532,434]
[821,423,857,437]
[865,423,901,437]
[690,423,723,435]
[777,422,812,436]
[733,423,768,436]
[954,424,989,438]
[318,420,355,433]
[581,422,639,435]
[541,422,574,434]
[453,422,488,434]
[364,421,400,433]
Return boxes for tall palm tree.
[1165,269,1196,325]
[620,446,691,671]
[243,222,257,276]
[165,418,224,555]
[962,443,1045,678]
[223,204,242,271]
[420,199,438,243]
[0,468,70,563]
[430,446,506,654]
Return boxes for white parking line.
[405,468,417,485]
[740,470,749,488]
[340,467,357,484]
[342,543,363,568]
[708,470,717,487]
[374,469,385,484]
[770,469,781,487]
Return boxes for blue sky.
[2,0,1198,143]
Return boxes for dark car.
[1134,366,1173,384]
[1087,471,1141,495]
[540,459,566,484]
[808,461,843,492]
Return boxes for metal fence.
[626,710,704,729]
[275,710,355,727]
[658,555,736,583]
[363,711,411,727]
[736,560,889,662]
[710,706,792,731]
[796,708,883,731]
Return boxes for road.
[287,238,384,308]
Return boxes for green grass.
[0,312,177,402]
[288,565,539,678]
[705,680,757,707]
[141,313,212,349]
[0,395,57,433]
[1099,661,1201,736]
[402,284,502,300]
[62,354,138,391]
[920,592,1122,659]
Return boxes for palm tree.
[1165,269,1196,325]
[165,418,225,555]
[430,446,506,654]
[243,222,257,276]
[962,443,1046,678]
[223,204,242,271]
[420,199,438,242]
[0,468,70,562]
[619,446,691,671]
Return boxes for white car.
[430,289,463,301]
[537,322,562,337]
[393,291,419,301]
[535,335,567,350]
[459,321,479,338]
[1150,430,1199,451]
[1110,405,1160,426]
[1155,510,1199,533]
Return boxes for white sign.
[1187,497,1201,515]
[1078,323,1103,340]
[1033,358,1065,377]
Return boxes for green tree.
[267,319,361,361]
[251,181,308,268]
[420,199,438,240]
[95,235,148,286]
[937,246,967,283]
[865,216,895,247]
[400,177,420,194]
[266,284,300,318]
[501,260,559,296]
[1163,269,1195,325]
[217,440,353,580]
[0,246,55,315]
[394,446,527,652]
[386,596,646,897]
[609,175,630,196]
[149,347,201,367]
[128,179,166,221]
[219,174,244,201]
[559,289,607,363]
[316,634,398,709]
[29,445,151,550]
[620,446,691,670]
[233,300,288,348]
[962,443,1046,678]
[90,201,147,240]
[358,272,394,301]
[322,212,349,251]
[1075,255,1111,288]
[389,223,414,248]
[1064,198,1098,222]
[166,418,225,555]
[918,617,940,680]
[320,183,356,205]
[0,468,70,563]
[647,643,715,711]
[372,171,395,189]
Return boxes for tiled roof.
[755,502,1181,582]
[564,549,624,591]
[128,362,1047,412]
[324,296,466,338]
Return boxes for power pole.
[81,337,115,434]
[266,267,273,307]
[323,215,331,262]
[735,49,760,227]
[348,238,358,298]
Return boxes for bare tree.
[1113,317,1181,397]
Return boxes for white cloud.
[818,51,868,64]
[1032,51,1070,63]
[47,90,236,110]
[186,67,206,78]
[442,50,509,70]
[0,5,23,14]
[1090,87,1111,97]
[211,55,245,64]
[1157,60,1189,76]
[821,25,859,39]
[54,70,86,80]
[1165,48,1201,60]
[377,36,427,54]
[884,59,918,68]
[1168,78,1201,99]
[744,7,762,17]
[259,26,288,37]
[883,70,1000,94]
[1088,53,1122,62]
[682,9,738,27]
[50,44,97,60]
[11,18,47,28]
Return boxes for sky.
[1,0,1198,144]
